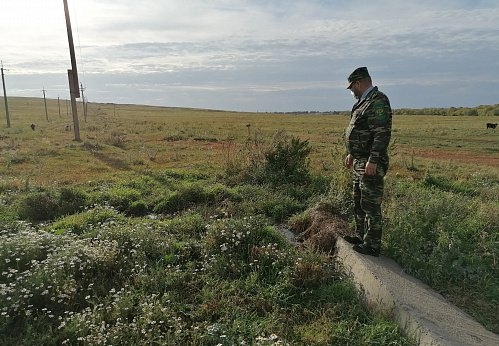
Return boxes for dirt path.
[400,147,499,168]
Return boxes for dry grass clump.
[292,203,351,253]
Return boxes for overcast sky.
[1,0,498,112]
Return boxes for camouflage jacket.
[345,86,392,165]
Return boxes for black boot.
[353,243,380,257]
[343,235,363,245]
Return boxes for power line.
[72,0,86,88]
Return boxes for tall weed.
[223,129,312,186]
[262,131,311,185]
[383,178,499,331]
[322,139,352,218]
[385,183,496,283]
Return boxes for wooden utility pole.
[80,83,87,122]
[1,61,10,128]
[43,88,49,121]
[63,0,81,141]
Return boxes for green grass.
[391,115,499,152]
[0,178,414,345]
[383,173,499,333]
[1,97,498,185]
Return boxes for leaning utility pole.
[80,82,87,122]
[63,0,81,141]
[42,88,49,121]
[1,61,10,128]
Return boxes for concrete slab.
[335,238,499,346]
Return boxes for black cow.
[486,123,498,129]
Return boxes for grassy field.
[1,97,497,186]
[0,97,498,344]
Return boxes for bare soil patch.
[401,147,499,167]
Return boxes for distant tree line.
[279,104,499,116]
[276,111,344,115]
[393,104,499,116]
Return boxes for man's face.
[349,81,360,99]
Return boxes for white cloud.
[1,0,498,111]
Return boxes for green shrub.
[204,183,242,203]
[153,183,212,215]
[224,130,313,187]
[128,200,148,216]
[16,190,59,222]
[48,205,125,235]
[101,186,142,211]
[277,175,330,203]
[89,182,154,216]
[59,187,89,214]
[259,194,304,222]
[262,134,311,185]
[16,187,88,222]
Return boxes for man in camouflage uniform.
[343,67,392,257]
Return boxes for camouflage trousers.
[352,158,388,249]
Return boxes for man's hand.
[365,161,377,176]
[345,154,353,169]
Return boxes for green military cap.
[347,67,370,89]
